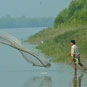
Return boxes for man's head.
[70,40,76,46]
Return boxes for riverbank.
[24,0,87,63]
[25,24,87,63]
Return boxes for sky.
[0,0,71,17]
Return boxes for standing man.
[67,40,84,73]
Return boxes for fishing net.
[0,31,51,67]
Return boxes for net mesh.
[0,31,51,67]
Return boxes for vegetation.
[0,16,54,28]
[26,25,87,62]
[25,0,87,62]
[54,0,87,27]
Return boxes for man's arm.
[67,52,71,56]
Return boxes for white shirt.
[71,45,80,56]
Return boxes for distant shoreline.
[0,16,54,29]
[0,26,47,29]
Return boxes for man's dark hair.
[71,40,76,44]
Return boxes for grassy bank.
[24,0,87,63]
[25,24,87,62]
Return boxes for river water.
[0,27,87,87]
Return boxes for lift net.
[0,31,51,67]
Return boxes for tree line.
[0,16,54,28]
[54,0,87,27]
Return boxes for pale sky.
[0,0,71,17]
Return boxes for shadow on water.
[24,76,52,87]
[72,71,85,87]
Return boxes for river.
[0,27,87,87]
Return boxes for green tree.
[54,0,87,27]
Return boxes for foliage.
[54,0,87,27]
[26,24,87,62]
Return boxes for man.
[67,40,84,72]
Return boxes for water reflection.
[72,71,85,87]
[24,76,52,87]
